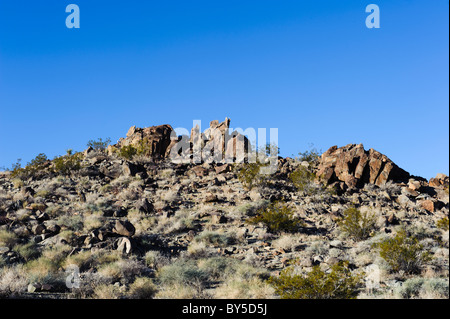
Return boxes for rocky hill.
[0,118,448,299]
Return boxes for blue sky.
[0,0,448,179]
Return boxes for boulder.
[113,220,136,237]
[419,200,435,213]
[317,144,410,188]
[116,237,132,254]
[429,173,449,188]
[136,198,155,215]
[123,161,146,177]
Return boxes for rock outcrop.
[109,118,250,164]
[317,143,410,189]
[109,124,174,158]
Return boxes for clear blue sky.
[0,0,448,179]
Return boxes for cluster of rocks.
[317,143,411,189]
[107,118,250,163]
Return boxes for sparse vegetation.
[374,229,432,274]
[0,125,448,300]
[290,165,317,194]
[117,145,138,160]
[268,261,363,299]
[247,201,303,233]
[437,217,449,231]
[338,206,377,241]
[87,137,111,151]
[53,149,83,176]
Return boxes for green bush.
[235,162,266,190]
[193,231,235,247]
[0,230,19,249]
[374,230,432,274]
[268,261,363,299]
[338,207,377,241]
[117,145,138,160]
[395,277,449,299]
[297,147,321,165]
[53,149,82,176]
[290,165,317,194]
[128,277,157,299]
[13,242,40,262]
[87,137,111,151]
[436,217,449,231]
[157,259,209,286]
[247,201,303,233]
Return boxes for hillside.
[0,118,448,299]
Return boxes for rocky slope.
[0,119,448,299]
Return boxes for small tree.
[268,261,363,299]
[87,138,111,151]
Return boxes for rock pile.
[316,143,411,189]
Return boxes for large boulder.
[317,144,410,188]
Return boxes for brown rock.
[32,224,46,235]
[191,166,208,177]
[429,173,449,188]
[317,144,410,188]
[113,220,136,237]
[419,200,435,212]
[214,163,231,174]
[112,124,174,158]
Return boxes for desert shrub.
[198,257,269,282]
[395,277,449,299]
[193,231,236,247]
[0,230,19,249]
[53,149,83,176]
[247,201,303,233]
[374,230,432,274]
[56,214,84,231]
[87,137,111,151]
[214,276,275,299]
[13,242,40,262]
[93,284,124,299]
[25,256,61,280]
[144,250,170,269]
[117,145,138,160]
[0,266,29,297]
[10,154,49,180]
[436,217,449,231]
[338,207,377,241]
[297,146,321,164]
[268,261,363,299]
[128,277,157,299]
[290,165,317,194]
[235,162,266,190]
[157,259,208,286]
